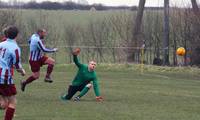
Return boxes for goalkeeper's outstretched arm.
[72,48,82,68]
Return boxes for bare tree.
[128,0,146,62]
[88,19,110,62]
[190,0,200,65]
[163,0,170,65]
[63,24,78,63]
[0,10,16,31]
[143,10,162,65]
[109,12,133,62]
[191,0,199,14]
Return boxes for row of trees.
[0,1,135,10]
[0,1,165,11]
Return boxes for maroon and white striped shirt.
[29,34,56,61]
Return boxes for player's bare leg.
[0,96,8,110]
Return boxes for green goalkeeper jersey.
[72,55,100,96]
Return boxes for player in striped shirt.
[0,26,25,120]
[21,29,58,92]
[1,27,14,76]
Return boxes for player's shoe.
[73,96,80,102]
[60,94,68,101]
[20,81,26,92]
[44,76,53,83]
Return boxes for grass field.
[1,64,200,120]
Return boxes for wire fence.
[20,45,189,66]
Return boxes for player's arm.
[28,38,31,45]
[13,48,25,76]
[37,40,57,53]
[72,48,82,68]
[93,76,103,101]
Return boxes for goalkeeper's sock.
[78,87,90,98]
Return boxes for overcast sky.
[3,0,198,7]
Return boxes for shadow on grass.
[67,98,121,103]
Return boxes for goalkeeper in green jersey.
[61,48,103,102]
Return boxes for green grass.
[1,64,200,120]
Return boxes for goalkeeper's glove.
[96,96,103,102]
[72,48,81,55]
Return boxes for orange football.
[176,47,186,56]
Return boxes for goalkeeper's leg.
[61,85,78,100]
[74,84,92,101]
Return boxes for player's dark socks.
[21,76,36,91]
[46,64,54,78]
[25,76,36,84]
[4,107,15,120]
[20,81,26,92]
[45,64,54,83]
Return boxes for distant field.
[0,64,200,120]
[12,9,136,64]
[1,9,166,64]
[1,9,189,65]
[16,9,131,32]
